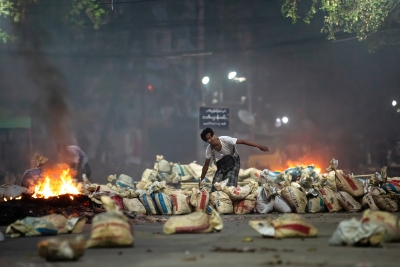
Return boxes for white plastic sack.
[255,188,274,214]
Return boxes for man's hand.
[258,145,269,152]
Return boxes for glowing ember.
[32,168,80,199]
[16,196,22,200]
[3,198,7,202]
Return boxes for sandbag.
[360,193,380,211]
[210,191,233,214]
[330,210,400,246]
[335,191,361,212]
[189,188,209,212]
[255,187,274,214]
[123,198,147,215]
[281,185,307,213]
[319,187,342,212]
[273,195,292,213]
[370,187,398,212]
[328,159,363,197]
[307,193,327,213]
[6,215,85,238]
[141,169,157,182]
[233,193,257,214]
[153,192,173,215]
[138,193,160,215]
[223,181,257,201]
[86,196,133,248]
[163,210,223,234]
[170,193,192,215]
[171,164,188,177]
[249,214,318,238]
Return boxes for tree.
[281,0,400,49]
[0,0,107,43]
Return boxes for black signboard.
[199,107,229,130]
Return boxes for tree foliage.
[281,0,400,48]
[0,0,107,43]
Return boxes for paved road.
[0,212,399,267]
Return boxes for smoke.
[14,22,73,158]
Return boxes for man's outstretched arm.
[236,139,269,152]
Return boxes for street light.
[392,100,397,107]
[202,76,209,85]
[282,117,289,124]
[228,72,237,80]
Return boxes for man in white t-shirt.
[199,127,269,191]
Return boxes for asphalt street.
[0,212,399,267]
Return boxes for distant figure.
[199,127,269,192]
[58,144,91,181]
[21,154,48,188]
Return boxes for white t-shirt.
[205,136,238,159]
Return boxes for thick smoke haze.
[0,0,399,184]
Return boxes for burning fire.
[32,168,80,199]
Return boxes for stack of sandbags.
[210,179,258,214]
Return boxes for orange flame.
[32,168,80,199]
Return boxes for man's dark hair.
[200,128,214,141]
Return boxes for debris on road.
[38,235,86,261]
[211,246,256,253]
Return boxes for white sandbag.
[255,187,274,214]
[335,191,361,212]
[153,192,173,215]
[273,195,292,213]
[170,193,192,215]
[210,191,233,214]
[138,193,160,215]
[123,198,147,215]
[186,162,203,180]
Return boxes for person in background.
[199,127,269,192]
[58,144,91,181]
